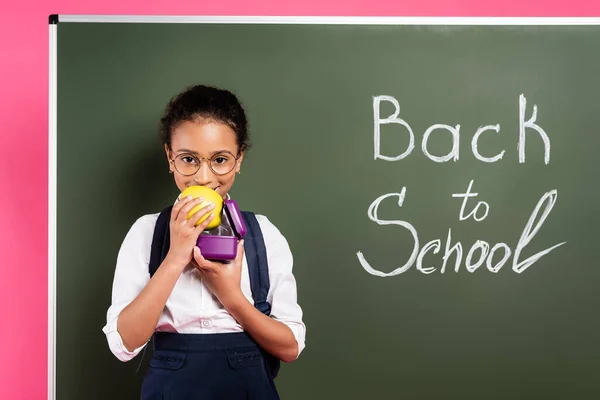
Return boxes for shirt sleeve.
[257,215,307,359]
[102,214,157,362]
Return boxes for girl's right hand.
[166,195,216,267]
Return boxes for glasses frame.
[169,150,241,176]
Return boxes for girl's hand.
[166,195,216,267]
[193,239,246,310]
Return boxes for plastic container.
[196,199,246,261]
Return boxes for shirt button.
[202,320,212,327]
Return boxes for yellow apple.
[180,186,223,230]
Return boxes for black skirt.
[141,331,280,400]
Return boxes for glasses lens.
[210,152,236,175]
[174,154,199,176]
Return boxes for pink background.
[1,1,598,398]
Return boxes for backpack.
[147,205,281,379]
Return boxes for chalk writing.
[452,180,490,222]
[356,185,565,275]
[373,94,550,164]
[361,94,563,276]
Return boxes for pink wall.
[1,1,598,398]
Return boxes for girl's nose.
[193,161,213,186]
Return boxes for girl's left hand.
[192,240,246,309]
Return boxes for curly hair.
[160,85,250,154]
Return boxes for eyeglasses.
[170,151,240,176]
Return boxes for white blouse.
[102,203,306,362]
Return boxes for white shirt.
[102,202,306,362]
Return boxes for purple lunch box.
[196,199,247,261]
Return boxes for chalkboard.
[52,17,600,400]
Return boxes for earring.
[169,170,173,174]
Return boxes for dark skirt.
[141,331,280,400]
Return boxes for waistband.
[153,331,258,352]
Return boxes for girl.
[102,85,306,399]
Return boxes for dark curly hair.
[160,85,250,154]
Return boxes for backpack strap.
[241,211,280,379]
[136,206,172,374]
[241,211,272,316]
[149,206,173,277]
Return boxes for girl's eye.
[181,156,197,164]
[213,157,227,164]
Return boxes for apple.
[180,186,223,230]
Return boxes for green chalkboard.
[55,19,600,400]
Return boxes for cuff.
[281,321,306,360]
[102,315,148,362]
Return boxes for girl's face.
[165,120,244,199]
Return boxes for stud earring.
[169,170,173,174]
